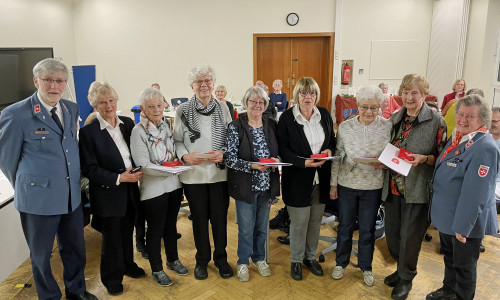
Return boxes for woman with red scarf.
[427,95,499,300]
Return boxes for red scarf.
[440,126,487,161]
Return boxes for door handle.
[287,78,290,88]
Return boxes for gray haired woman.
[330,85,391,286]
[130,87,187,287]
[225,86,280,282]
[173,65,233,280]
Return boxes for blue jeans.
[235,191,270,265]
[336,185,381,271]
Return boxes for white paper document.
[255,162,292,166]
[146,165,194,174]
[298,156,341,160]
[378,143,412,176]
[196,152,223,159]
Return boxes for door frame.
[253,32,335,111]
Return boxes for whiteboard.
[370,40,427,80]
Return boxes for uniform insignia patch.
[478,165,489,177]
[34,104,41,114]
[466,140,473,149]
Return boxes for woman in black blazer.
[277,77,336,281]
[79,82,145,296]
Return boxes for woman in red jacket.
[441,79,466,111]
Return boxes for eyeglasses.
[456,112,477,120]
[248,99,265,106]
[299,91,317,97]
[194,78,213,86]
[359,105,380,111]
[38,77,67,86]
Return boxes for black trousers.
[183,182,229,265]
[384,193,429,281]
[135,200,146,242]
[99,191,138,288]
[440,232,482,300]
[143,188,183,272]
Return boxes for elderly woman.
[79,81,145,296]
[129,88,187,287]
[225,86,280,282]
[379,82,401,119]
[441,79,466,111]
[215,85,235,120]
[382,74,447,300]
[173,65,233,280]
[426,95,499,300]
[330,85,391,286]
[277,77,336,281]
[269,79,288,112]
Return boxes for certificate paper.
[146,165,194,174]
[378,143,412,176]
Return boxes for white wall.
[338,0,434,94]
[0,0,78,100]
[463,0,500,103]
[72,0,335,117]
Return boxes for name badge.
[447,162,457,167]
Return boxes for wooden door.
[254,33,334,110]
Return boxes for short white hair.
[187,65,216,85]
[138,87,163,107]
[356,85,385,105]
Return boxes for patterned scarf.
[181,94,226,151]
[139,114,175,164]
[390,114,418,196]
[440,126,488,162]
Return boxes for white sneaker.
[237,264,249,282]
[362,270,375,287]
[331,266,345,280]
[253,260,271,277]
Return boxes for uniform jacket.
[79,116,139,217]
[0,93,81,215]
[277,106,336,207]
[431,132,500,238]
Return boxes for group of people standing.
[0,58,498,300]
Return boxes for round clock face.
[287,13,299,26]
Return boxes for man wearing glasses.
[0,58,97,300]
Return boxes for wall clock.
[287,13,299,26]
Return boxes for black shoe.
[65,289,98,300]
[391,279,412,300]
[277,234,290,245]
[303,259,323,276]
[177,232,182,239]
[194,264,208,280]
[384,270,400,287]
[426,286,457,300]
[104,284,123,296]
[290,262,302,281]
[215,261,233,279]
[270,207,289,231]
[480,244,485,252]
[124,266,145,278]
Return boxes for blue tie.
[51,107,63,131]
